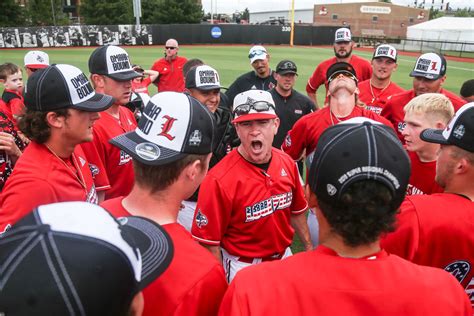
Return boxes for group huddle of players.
[0,28,473,315]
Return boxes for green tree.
[454,8,474,17]
[25,0,69,26]
[429,7,445,19]
[0,0,26,27]
[80,0,134,25]
[141,0,202,24]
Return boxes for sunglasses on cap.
[328,71,357,84]
[248,50,267,59]
[233,100,275,116]
[165,46,177,50]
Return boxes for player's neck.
[121,185,181,225]
[336,55,351,63]
[370,76,391,89]
[322,236,382,259]
[415,145,438,162]
[329,94,355,117]
[444,176,474,201]
[44,136,75,159]
[105,103,121,119]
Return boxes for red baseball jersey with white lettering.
[282,106,394,161]
[101,197,227,316]
[191,149,308,258]
[0,142,97,232]
[406,151,443,195]
[151,56,187,92]
[381,194,474,308]
[306,55,372,99]
[131,77,152,95]
[358,80,405,115]
[381,89,466,143]
[81,106,136,200]
[219,245,471,316]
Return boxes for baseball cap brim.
[232,113,277,124]
[193,84,222,91]
[420,128,449,145]
[277,70,298,75]
[107,70,142,81]
[250,53,267,64]
[26,64,49,69]
[118,216,174,291]
[73,92,115,112]
[409,71,441,80]
[110,131,187,166]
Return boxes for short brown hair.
[19,108,70,143]
[133,154,208,193]
[0,63,21,81]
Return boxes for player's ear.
[90,74,104,89]
[273,117,280,134]
[45,111,67,128]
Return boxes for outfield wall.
[0,24,339,48]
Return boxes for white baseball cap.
[335,28,352,43]
[232,90,277,123]
[24,50,49,69]
[373,44,397,62]
[248,45,268,64]
[89,45,141,81]
[410,52,447,80]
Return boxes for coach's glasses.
[248,50,266,59]
[233,101,275,116]
[165,46,177,50]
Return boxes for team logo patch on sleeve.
[444,260,471,284]
[89,163,100,177]
[284,135,292,147]
[195,209,208,228]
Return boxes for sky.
[201,0,472,14]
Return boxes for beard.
[334,46,353,59]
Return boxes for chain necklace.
[329,108,350,126]
[369,80,391,103]
[44,144,87,191]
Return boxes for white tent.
[406,17,474,51]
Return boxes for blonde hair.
[404,93,454,124]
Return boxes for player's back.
[220,245,471,315]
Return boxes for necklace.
[369,80,391,103]
[44,144,87,191]
[329,109,346,126]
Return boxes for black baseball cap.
[276,60,298,75]
[185,65,222,91]
[421,102,474,152]
[111,92,216,165]
[0,202,173,316]
[308,118,410,209]
[326,62,358,84]
[24,64,114,112]
[89,45,141,81]
[409,52,447,80]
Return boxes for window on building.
[372,15,378,22]
[332,14,338,20]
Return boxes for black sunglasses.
[233,100,275,116]
[328,71,357,84]
[165,46,177,50]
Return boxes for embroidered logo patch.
[195,209,208,228]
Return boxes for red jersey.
[381,194,474,308]
[219,245,471,316]
[131,77,152,95]
[306,55,372,99]
[81,106,137,200]
[381,89,466,143]
[0,142,97,232]
[151,56,187,92]
[406,151,443,195]
[1,89,25,126]
[358,80,405,115]
[191,149,308,258]
[282,106,394,160]
[102,197,227,316]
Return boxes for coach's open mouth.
[251,140,263,151]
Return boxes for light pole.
[51,0,57,26]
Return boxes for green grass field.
[1,45,473,106]
[1,45,472,252]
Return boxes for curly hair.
[317,180,398,247]
[19,108,69,144]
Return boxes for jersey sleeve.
[218,277,251,316]
[0,179,58,231]
[281,117,308,160]
[173,265,227,316]
[290,162,308,215]
[192,175,232,245]
[380,199,420,261]
[9,98,25,119]
[306,66,324,94]
[80,133,110,192]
